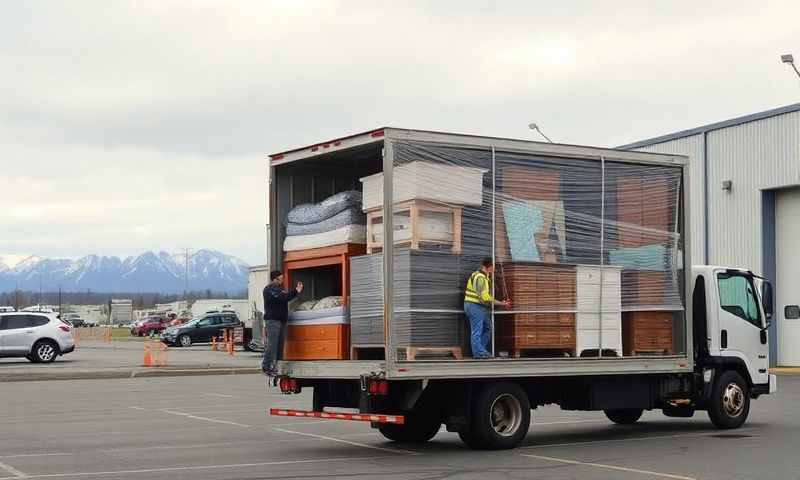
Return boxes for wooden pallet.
[350,345,386,360]
[405,346,462,361]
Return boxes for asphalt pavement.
[0,340,260,381]
[1,374,798,479]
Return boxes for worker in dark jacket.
[261,270,303,376]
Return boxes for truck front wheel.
[378,413,441,443]
[604,408,644,425]
[461,382,531,450]
[707,370,750,429]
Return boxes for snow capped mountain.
[0,250,248,293]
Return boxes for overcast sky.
[2,0,799,265]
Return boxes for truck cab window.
[717,273,761,328]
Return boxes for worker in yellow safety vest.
[464,257,511,358]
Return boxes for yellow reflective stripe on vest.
[464,271,490,305]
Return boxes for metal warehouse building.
[621,103,800,366]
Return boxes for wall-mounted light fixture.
[722,180,733,192]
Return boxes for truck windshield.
[717,273,761,328]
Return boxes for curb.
[0,367,261,383]
[769,368,800,375]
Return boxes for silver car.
[0,312,75,363]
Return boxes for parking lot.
[0,374,797,480]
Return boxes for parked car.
[64,313,85,327]
[130,316,167,336]
[0,312,75,363]
[161,312,241,347]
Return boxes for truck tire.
[604,408,644,424]
[378,413,441,443]
[463,382,530,450]
[707,370,750,429]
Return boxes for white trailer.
[266,128,776,450]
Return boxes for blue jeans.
[464,302,492,358]
[261,319,285,372]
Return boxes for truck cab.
[693,266,777,408]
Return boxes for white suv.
[0,312,75,363]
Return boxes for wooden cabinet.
[622,271,667,308]
[615,176,670,247]
[284,324,350,360]
[282,243,366,307]
[365,200,462,254]
[575,266,622,357]
[622,311,674,356]
[496,263,576,355]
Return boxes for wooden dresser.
[622,311,674,355]
[496,263,576,356]
[284,324,350,360]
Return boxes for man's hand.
[296,281,304,293]
[502,299,512,308]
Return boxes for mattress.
[286,207,365,236]
[360,162,486,211]
[283,225,366,251]
[287,190,362,225]
[287,315,349,326]
[289,305,348,322]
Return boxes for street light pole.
[781,54,800,80]
[528,122,554,143]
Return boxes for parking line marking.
[519,429,754,449]
[204,393,235,398]
[0,454,68,460]
[0,461,28,479]
[0,456,390,479]
[532,419,604,426]
[158,409,251,428]
[274,428,420,455]
[522,454,696,480]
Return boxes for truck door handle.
[721,329,728,349]
[25,330,34,333]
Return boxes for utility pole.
[181,248,192,302]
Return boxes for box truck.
[266,128,776,450]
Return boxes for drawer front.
[286,324,348,342]
[284,339,348,360]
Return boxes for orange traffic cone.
[143,342,152,367]
[211,336,217,351]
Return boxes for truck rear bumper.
[270,408,404,424]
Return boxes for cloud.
[1,0,799,263]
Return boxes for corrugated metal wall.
[633,111,800,274]
[635,134,706,265]
[706,112,800,273]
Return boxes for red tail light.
[278,377,301,394]
[367,379,389,396]
[58,325,71,332]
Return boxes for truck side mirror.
[762,281,774,322]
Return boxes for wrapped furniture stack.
[360,162,486,253]
[613,174,676,355]
[281,191,368,360]
[349,250,467,360]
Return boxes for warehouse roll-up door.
[776,188,800,366]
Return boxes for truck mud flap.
[270,408,405,424]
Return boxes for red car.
[130,316,167,336]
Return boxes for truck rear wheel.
[461,382,530,450]
[604,408,644,424]
[378,413,441,443]
[707,370,750,429]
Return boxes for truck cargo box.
[267,128,691,380]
